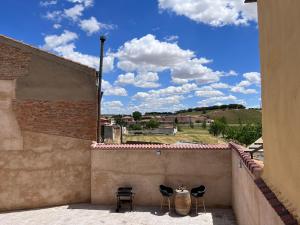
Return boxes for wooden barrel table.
[174,189,191,216]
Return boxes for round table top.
[175,189,189,194]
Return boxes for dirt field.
[124,127,224,144]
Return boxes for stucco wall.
[258,0,300,218]
[0,131,91,211]
[232,151,284,225]
[0,80,23,150]
[91,148,232,207]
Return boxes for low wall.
[91,144,232,207]
[0,131,91,211]
[231,143,297,225]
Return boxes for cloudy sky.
[1,0,261,114]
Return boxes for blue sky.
[1,0,261,114]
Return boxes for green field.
[179,109,261,124]
[124,127,224,144]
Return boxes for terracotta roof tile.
[229,142,263,178]
[91,141,230,151]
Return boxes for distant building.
[101,125,121,144]
[122,116,134,125]
[100,117,111,125]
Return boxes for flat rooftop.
[0,204,236,225]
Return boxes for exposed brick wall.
[0,43,31,79]
[13,100,97,140]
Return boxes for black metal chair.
[116,187,134,212]
[191,185,206,213]
[159,185,173,212]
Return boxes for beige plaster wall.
[258,0,300,217]
[232,151,284,225]
[0,131,91,211]
[91,149,232,207]
[0,80,23,150]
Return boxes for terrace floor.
[0,204,236,225]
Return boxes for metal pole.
[97,35,106,143]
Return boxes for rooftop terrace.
[0,204,236,225]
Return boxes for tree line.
[208,117,262,145]
[176,104,246,114]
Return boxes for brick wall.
[13,100,97,140]
[0,43,31,79]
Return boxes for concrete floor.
[0,204,237,225]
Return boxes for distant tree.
[219,116,227,125]
[224,123,262,145]
[145,119,160,129]
[129,124,142,130]
[132,111,142,121]
[202,121,207,129]
[209,119,226,136]
[202,110,206,114]
[113,115,127,126]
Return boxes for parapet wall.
[230,143,297,225]
[91,144,232,207]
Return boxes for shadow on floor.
[67,203,237,224]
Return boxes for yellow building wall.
[258,0,300,218]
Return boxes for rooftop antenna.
[97,35,106,143]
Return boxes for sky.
[0,0,261,114]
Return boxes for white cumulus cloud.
[42,30,114,72]
[158,0,257,27]
[102,80,127,96]
[230,72,260,94]
[79,17,114,35]
[40,0,57,7]
[243,72,261,85]
[115,34,194,72]
[195,86,224,98]
[44,10,63,22]
[115,72,160,88]
[114,34,231,85]
[210,82,231,89]
[198,95,244,107]
[64,4,84,21]
[67,0,94,7]
[103,101,123,108]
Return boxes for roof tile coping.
[229,142,263,178]
[91,141,231,151]
[255,179,299,225]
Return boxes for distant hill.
[178,109,262,124]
